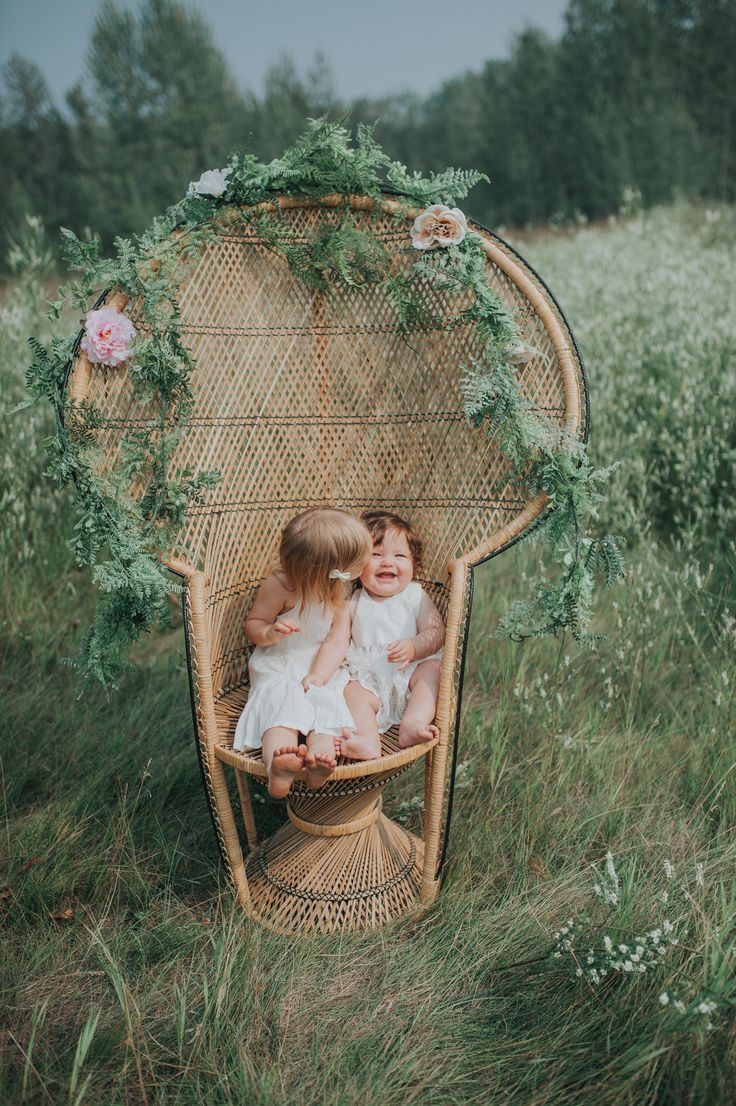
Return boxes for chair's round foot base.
[245,813,424,933]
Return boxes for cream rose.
[410,204,468,250]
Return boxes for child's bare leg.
[304,730,337,790]
[337,682,382,760]
[261,726,307,799]
[399,660,441,748]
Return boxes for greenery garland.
[26,118,624,689]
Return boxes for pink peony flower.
[81,305,136,367]
[410,204,468,250]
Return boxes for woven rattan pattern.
[253,833,417,903]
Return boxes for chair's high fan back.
[73,196,586,701]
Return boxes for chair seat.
[212,684,438,781]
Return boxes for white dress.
[346,581,443,732]
[233,601,354,751]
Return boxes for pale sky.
[1,0,568,104]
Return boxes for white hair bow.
[329,569,351,580]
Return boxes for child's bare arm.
[414,592,445,656]
[245,573,300,647]
[302,603,351,689]
[387,592,445,670]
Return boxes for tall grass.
[1,203,734,1104]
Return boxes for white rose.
[188,168,231,198]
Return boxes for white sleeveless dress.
[346,581,443,732]
[233,601,354,751]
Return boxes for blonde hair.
[279,508,372,610]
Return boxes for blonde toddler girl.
[233,508,372,797]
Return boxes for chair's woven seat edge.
[214,734,437,780]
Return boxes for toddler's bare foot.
[269,743,307,798]
[335,727,382,761]
[304,749,337,790]
[398,718,439,748]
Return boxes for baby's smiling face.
[360,527,414,598]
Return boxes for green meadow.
[1,203,734,1104]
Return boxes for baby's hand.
[387,639,415,670]
[269,617,300,643]
[302,672,326,691]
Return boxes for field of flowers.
[1,203,734,1104]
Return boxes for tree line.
[0,0,733,263]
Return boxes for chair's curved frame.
[65,193,588,930]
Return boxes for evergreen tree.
[0,55,75,250]
[247,53,343,160]
[85,0,248,240]
[685,0,736,200]
[480,30,568,225]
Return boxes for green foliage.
[225,115,488,208]
[282,212,389,291]
[384,274,444,333]
[417,230,626,642]
[27,118,621,686]
[27,217,219,687]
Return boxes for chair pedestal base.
[245,783,424,933]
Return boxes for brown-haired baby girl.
[336,511,445,761]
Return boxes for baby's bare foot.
[336,727,381,761]
[398,719,439,748]
[304,749,337,790]
[269,744,307,798]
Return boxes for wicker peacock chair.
[66,194,587,934]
